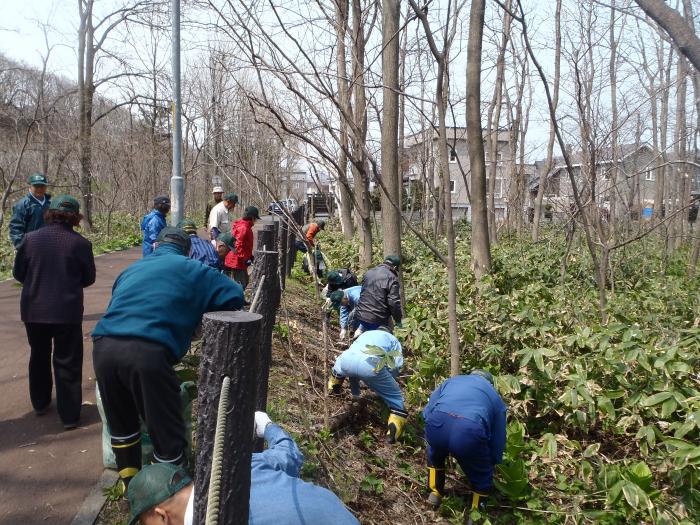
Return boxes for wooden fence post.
[250,223,281,452]
[278,216,288,289]
[194,311,262,525]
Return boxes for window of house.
[450,180,456,193]
[449,149,457,163]
[496,151,503,163]
[645,169,655,181]
[495,178,504,198]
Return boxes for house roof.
[403,126,511,148]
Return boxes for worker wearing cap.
[126,412,359,525]
[328,330,408,444]
[9,173,51,248]
[225,206,259,288]
[353,255,402,335]
[141,195,170,257]
[208,192,238,240]
[325,268,358,296]
[178,219,220,269]
[92,227,244,488]
[215,231,236,263]
[422,370,507,511]
[329,285,361,340]
[13,195,96,429]
[204,185,224,226]
[301,219,325,247]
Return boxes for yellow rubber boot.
[327,372,344,396]
[471,491,488,511]
[427,466,445,507]
[385,408,408,444]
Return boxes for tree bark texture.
[194,311,262,525]
[380,0,402,259]
[251,223,282,452]
[467,0,491,280]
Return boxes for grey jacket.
[354,263,402,326]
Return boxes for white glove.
[339,329,347,339]
[254,411,272,438]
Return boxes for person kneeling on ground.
[92,227,244,488]
[178,218,220,269]
[422,370,507,511]
[353,255,402,337]
[329,285,361,340]
[126,412,359,525]
[327,329,408,444]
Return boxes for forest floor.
[97,274,477,525]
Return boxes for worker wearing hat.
[328,330,408,444]
[208,192,238,240]
[126,412,359,525]
[9,173,51,248]
[178,218,220,269]
[141,195,170,257]
[422,370,507,511]
[225,206,260,288]
[323,268,359,298]
[329,285,361,340]
[353,255,402,336]
[13,195,96,429]
[204,185,224,227]
[92,227,244,488]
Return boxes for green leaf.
[639,392,673,407]
[583,443,600,458]
[597,396,616,419]
[661,398,678,418]
[362,344,385,356]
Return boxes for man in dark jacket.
[92,227,244,488]
[13,195,96,429]
[141,196,170,257]
[9,173,51,248]
[353,255,402,335]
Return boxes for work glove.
[339,329,347,340]
[322,298,332,312]
[254,411,272,438]
[211,227,220,240]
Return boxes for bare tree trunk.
[532,0,560,241]
[78,0,95,230]
[670,53,688,252]
[351,0,373,268]
[335,0,355,240]
[467,0,491,281]
[380,0,402,259]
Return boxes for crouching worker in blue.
[92,227,244,489]
[422,370,507,511]
[328,330,408,444]
[329,285,361,340]
[125,412,359,525]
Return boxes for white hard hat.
[212,186,224,193]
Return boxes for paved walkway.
[0,248,140,525]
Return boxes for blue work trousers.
[425,410,494,492]
[333,357,404,412]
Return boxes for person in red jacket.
[225,206,259,288]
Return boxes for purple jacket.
[13,223,96,324]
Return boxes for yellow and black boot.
[427,466,446,507]
[111,432,142,489]
[470,491,488,512]
[385,408,408,444]
[328,371,345,396]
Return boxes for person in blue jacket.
[141,195,170,256]
[125,412,359,525]
[9,173,51,248]
[422,370,507,511]
[327,329,408,444]
[178,218,221,269]
[329,285,361,339]
[92,227,244,488]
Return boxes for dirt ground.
[98,275,473,525]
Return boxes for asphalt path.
[0,247,141,525]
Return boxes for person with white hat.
[204,186,224,227]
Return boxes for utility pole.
[170,0,184,225]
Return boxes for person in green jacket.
[9,173,51,248]
[92,227,244,488]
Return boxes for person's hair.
[44,209,81,227]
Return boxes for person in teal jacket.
[9,173,51,248]
[329,285,361,339]
[93,227,244,488]
[328,329,408,444]
[125,412,359,525]
[422,370,507,511]
[141,195,170,256]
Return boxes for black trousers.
[93,336,186,480]
[25,322,83,424]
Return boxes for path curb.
[69,469,118,525]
